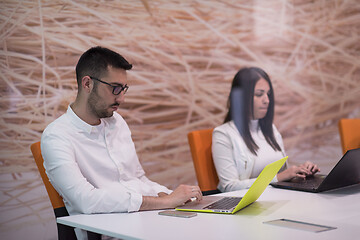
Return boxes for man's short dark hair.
[75,46,132,89]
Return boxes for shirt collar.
[229,119,259,132]
[249,119,259,132]
[104,113,117,130]
[66,105,118,133]
[66,105,94,134]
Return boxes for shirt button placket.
[105,127,122,180]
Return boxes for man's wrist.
[157,192,168,197]
[140,195,173,211]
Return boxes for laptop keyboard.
[289,176,324,189]
[289,181,319,188]
[204,197,243,210]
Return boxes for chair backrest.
[187,128,219,192]
[30,142,65,210]
[30,142,100,240]
[338,118,360,154]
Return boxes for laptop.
[270,148,360,193]
[176,156,288,214]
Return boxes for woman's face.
[253,78,270,120]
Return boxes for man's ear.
[81,76,93,93]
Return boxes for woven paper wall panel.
[0,1,359,234]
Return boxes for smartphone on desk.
[158,210,197,218]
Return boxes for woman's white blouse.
[212,120,287,192]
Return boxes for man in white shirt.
[41,46,202,238]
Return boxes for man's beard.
[88,89,116,119]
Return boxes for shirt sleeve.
[139,175,173,195]
[41,130,143,214]
[212,130,257,192]
[134,161,172,195]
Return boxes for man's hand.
[140,185,202,211]
[165,184,203,206]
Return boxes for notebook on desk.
[176,156,287,214]
[270,148,360,193]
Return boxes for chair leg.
[55,206,101,239]
[87,231,102,240]
[202,189,221,196]
[57,222,77,240]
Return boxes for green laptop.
[176,156,288,214]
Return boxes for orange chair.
[338,118,360,154]
[31,142,100,240]
[187,128,220,195]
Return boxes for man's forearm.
[139,185,202,211]
[139,196,172,211]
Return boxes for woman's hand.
[300,161,320,175]
[277,161,320,182]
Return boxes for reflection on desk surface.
[234,200,288,216]
[319,183,360,196]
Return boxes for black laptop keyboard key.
[204,197,243,210]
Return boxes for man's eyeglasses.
[90,76,129,95]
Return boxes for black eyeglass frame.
[89,76,129,95]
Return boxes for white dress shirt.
[41,105,171,215]
[212,120,287,192]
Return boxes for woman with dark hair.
[212,67,319,192]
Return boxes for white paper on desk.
[263,219,336,233]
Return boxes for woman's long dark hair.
[224,67,281,155]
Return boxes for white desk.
[57,185,360,240]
